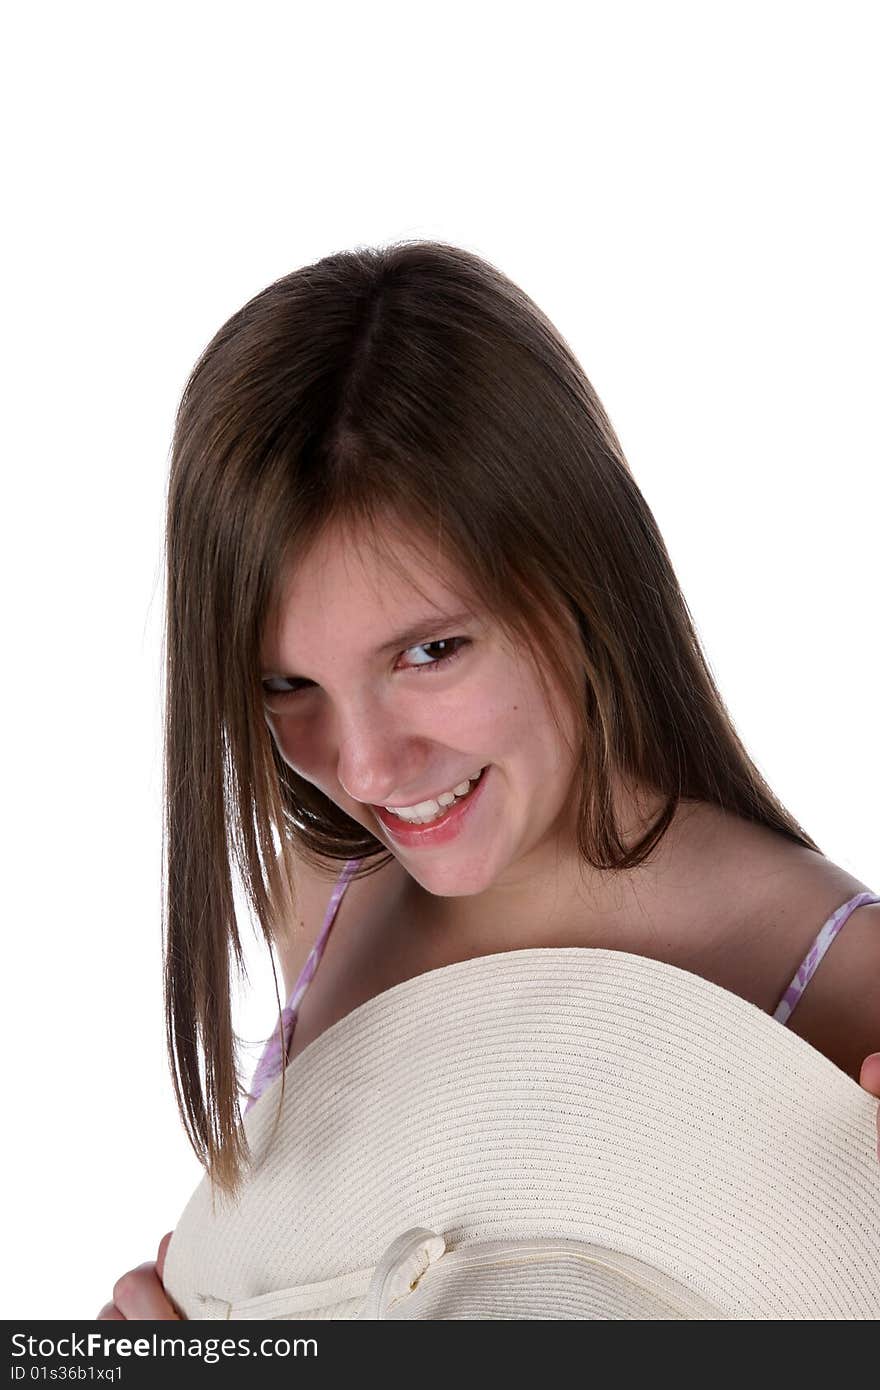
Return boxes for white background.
[2,1,877,1319]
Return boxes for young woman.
[98,240,880,1320]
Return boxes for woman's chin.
[405,852,501,898]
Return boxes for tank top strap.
[772,890,880,1025]
[245,856,364,1112]
[283,855,363,1014]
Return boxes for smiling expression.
[260,516,583,899]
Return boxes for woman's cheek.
[265,712,319,780]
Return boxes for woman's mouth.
[372,766,490,847]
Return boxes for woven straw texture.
[162,947,880,1320]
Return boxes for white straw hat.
[162,947,880,1320]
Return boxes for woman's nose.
[334,699,416,807]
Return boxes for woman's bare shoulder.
[768,843,880,1082]
[709,819,879,1082]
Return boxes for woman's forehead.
[273,517,475,614]
[261,526,482,666]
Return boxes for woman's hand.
[859,1053,880,1164]
[96,1231,182,1320]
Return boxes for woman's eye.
[261,676,313,699]
[402,636,469,672]
[261,637,469,705]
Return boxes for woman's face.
[260,518,582,899]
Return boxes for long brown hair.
[162,239,821,1200]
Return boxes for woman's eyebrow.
[261,608,477,677]
[373,608,477,656]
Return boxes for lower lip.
[373,766,491,848]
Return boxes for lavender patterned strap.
[243,875,877,1104]
[244,856,363,1112]
[772,891,880,1025]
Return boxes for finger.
[96,1302,125,1321]
[858,1052,880,1095]
[156,1231,174,1282]
[112,1263,177,1320]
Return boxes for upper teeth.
[385,769,484,821]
